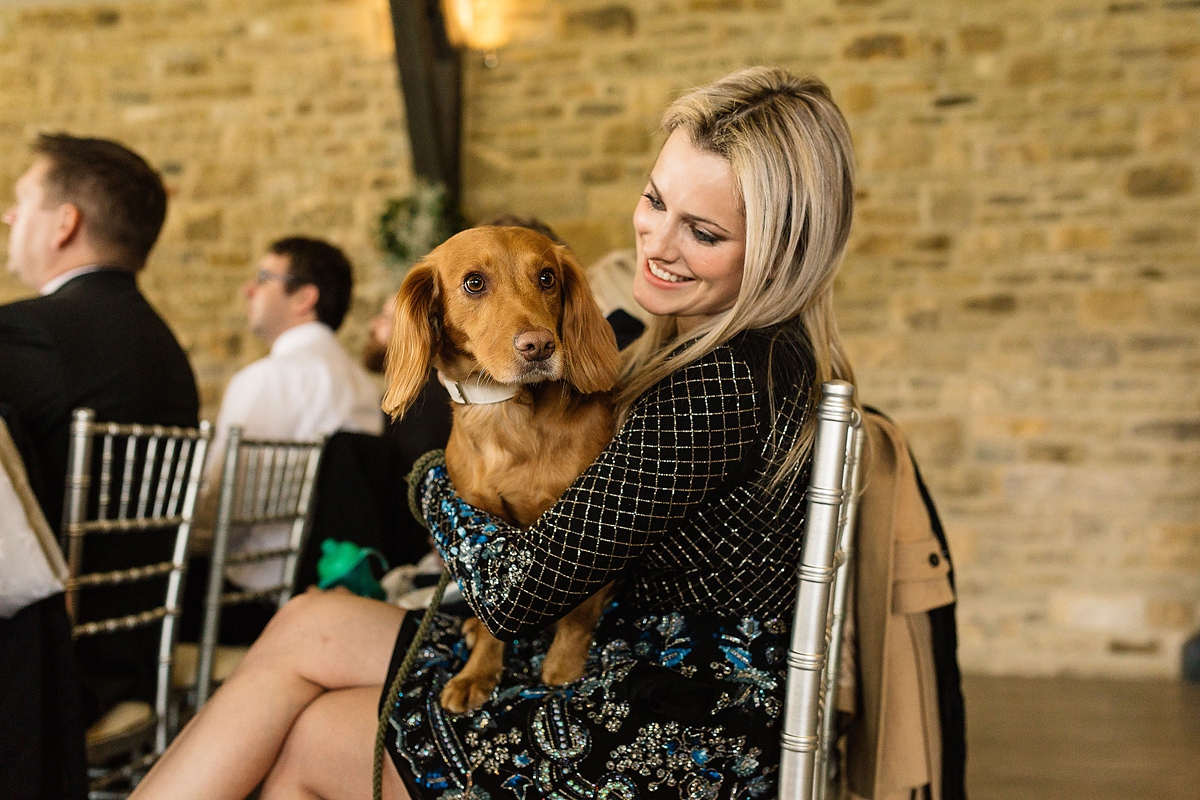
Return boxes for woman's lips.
[646,258,693,284]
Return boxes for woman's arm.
[418,347,762,639]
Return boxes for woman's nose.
[640,223,676,262]
[241,280,256,299]
[636,213,672,260]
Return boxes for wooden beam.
[388,0,461,205]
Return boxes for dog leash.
[373,568,452,800]
[374,448,454,800]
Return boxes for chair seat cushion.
[171,642,250,689]
[86,700,156,765]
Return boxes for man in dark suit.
[0,133,199,726]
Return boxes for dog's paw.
[440,671,499,713]
[540,655,586,686]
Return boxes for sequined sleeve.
[418,346,762,640]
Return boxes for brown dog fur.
[382,226,621,712]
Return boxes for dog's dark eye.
[463,273,486,294]
[539,269,556,289]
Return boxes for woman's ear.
[382,262,439,419]
[557,246,621,394]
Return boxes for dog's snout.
[514,329,556,362]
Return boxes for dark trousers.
[0,594,87,800]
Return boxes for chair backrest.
[779,381,866,800]
[195,426,325,704]
[62,408,211,760]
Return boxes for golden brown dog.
[382,226,621,713]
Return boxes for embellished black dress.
[383,328,815,800]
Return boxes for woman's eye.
[642,191,664,211]
[692,227,720,245]
[463,274,486,294]
[539,269,556,289]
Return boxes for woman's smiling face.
[631,128,747,334]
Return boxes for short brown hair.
[33,133,168,269]
[268,237,354,331]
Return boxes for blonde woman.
[132,66,856,800]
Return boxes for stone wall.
[0,0,409,412]
[457,0,1200,678]
[1,0,1197,677]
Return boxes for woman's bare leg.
[260,686,408,800]
[130,591,404,800]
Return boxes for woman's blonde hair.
[618,67,857,489]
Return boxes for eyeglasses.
[254,268,296,286]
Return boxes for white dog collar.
[436,371,520,405]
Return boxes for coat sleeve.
[417,349,762,640]
[0,306,67,441]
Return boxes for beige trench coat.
[839,412,956,800]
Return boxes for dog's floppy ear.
[557,245,621,394]
[382,262,439,419]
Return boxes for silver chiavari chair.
[780,380,866,800]
[190,426,325,706]
[62,408,211,797]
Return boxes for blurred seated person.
[361,288,451,470]
[0,408,87,799]
[585,248,648,350]
[0,133,199,728]
[183,237,381,644]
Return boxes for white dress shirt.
[211,321,383,589]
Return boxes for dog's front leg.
[440,617,506,713]
[540,582,615,686]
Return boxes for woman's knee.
[241,591,355,669]
[241,590,404,687]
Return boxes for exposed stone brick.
[959,25,1005,53]
[580,162,622,184]
[844,34,907,60]
[1008,53,1058,86]
[1027,442,1087,464]
[1125,225,1196,245]
[1081,288,1147,325]
[1133,420,1200,441]
[839,83,876,114]
[184,211,223,242]
[1108,638,1160,655]
[902,417,964,468]
[1041,335,1120,369]
[563,6,636,37]
[1146,599,1195,629]
[601,122,651,155]
[576,102,624,117]
[963,294,1017,314]
[1125,162,1194,196]
[1050,225,1113,251]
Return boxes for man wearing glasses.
[195,237,381,638]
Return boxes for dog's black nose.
[515,329,556,362]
